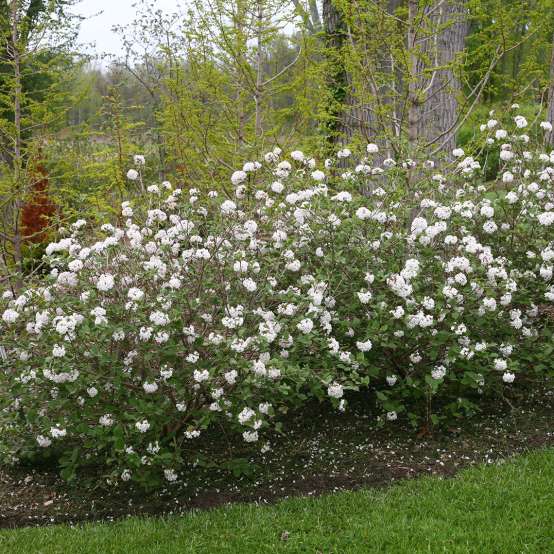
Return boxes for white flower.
[332,191,352,202]
[286,259,301,272]
[411,217,428,235]
[225,370,238,385]
[36,435,52,448]
[238,407,255,424]
[128,287,144,301]
[221,200,237,214]
[391,306,405,319]
[290,150,304,161]
[540,266,553,281]
[135,419,151,433]
[243,430,259,442]
[480,205,494,218]
[505,192,518,204]
[434,206,452,220]
[357,291,372,304]
[233,260,248,273]
[452,148,464,158]
[500,344,513,357]
[193,369,210,382]
[264,151,278,163]
[50,426,67,439]
[297,318,314,334]
[231,170,247,186]
[386,375,397,386]
[2,308,19,323]
[514,115,527,128]
[311,170,325,181]
[99,414,114,427]
[482,297,497,311]
[87,387,98,398]
[367,143,379,154]
[386,411,397,421]
[502,372,515,383]
[276,160,291,173]
[164,469,178,482]
[244,220,257,234]
[122,203,133,217]
[271,181,284,193]
[242,278,257,292]
[126,169,139,181]
[356,339,372,352]
[52,344,66,358]
[483,220,497,234]
[421,297,435,310]
[134,154,145,166]
[502,171,514,183]
[258,402,271,414]
[431,365,446,380]
[356,207,371,220]
[68,259,83,272]
[494,359,507,371]
[91,307,108,326]
[96,273,115,292]
[149,310,170,326]
[539,121,552,132]
[327,382,344,399]
[143,381,158,394]
[499,149,514,161]
[538,212,554,226]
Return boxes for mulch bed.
[1,381,553,529]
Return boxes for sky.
[75,0,183,58]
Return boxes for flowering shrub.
[1,109,554,488]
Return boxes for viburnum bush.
[1,108,554,488]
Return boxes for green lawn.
[1,449,553,554]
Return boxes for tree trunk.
[254,1,264,138]
[10,0,24,290]
[322,0,349,146]
[419,1,468,155]
[547,31,554,146]
[405,1,467,156]
[406,0,420,147]
[308,0,322,31]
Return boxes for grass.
[1,449,553,554]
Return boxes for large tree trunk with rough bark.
[408,0,468,156]
[348,0,405,149]
[323,0,402,150]
[323,0,467,156]
[419,1,468,155]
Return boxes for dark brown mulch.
[1,382,553,529]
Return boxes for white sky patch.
[75,0,184,57]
